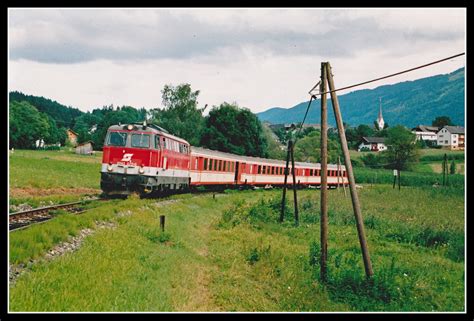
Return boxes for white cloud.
[8,8,466,113]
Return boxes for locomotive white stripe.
[101,164,188,178]
[102,164,348,184]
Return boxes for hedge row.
[353,167,464,188]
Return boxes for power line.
[311,52,465,98]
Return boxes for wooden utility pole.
[339,156,347,196]
[444,153,449,186]
[393,169,397,189]
[280,140,292,222]
[337,157,341,189]
[320,62,329,282]
[290,143,299,225]
[325,62,374,278]
[398,168,401,190]
[442,153,446,186]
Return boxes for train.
[100,122,349,197]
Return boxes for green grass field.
[9,149,465,311]
[9,149,102,208]
[9,187,465,312]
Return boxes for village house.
[66,129,78,146]
[75,141,94,155]
[411,125,440,142]
[358,137,387,152]
[436,126,465,150]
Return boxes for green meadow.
[9,187,465,312]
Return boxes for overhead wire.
[288,52,465,150]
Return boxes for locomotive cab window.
[131,133,150,148]
[106,132,128,146]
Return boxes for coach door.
[239,162,247,185]
[234,161,240,184]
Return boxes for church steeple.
[377,97,385,130]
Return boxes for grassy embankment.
[9,149,102,209]
[10,186,464,312]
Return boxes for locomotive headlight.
[139,166,145,174]
[127,124,134,130]
[107,164,113,172]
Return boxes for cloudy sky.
[8,8,466,113]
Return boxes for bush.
[351,158,364,168]
[360,153,384,168]
[247,248,260,265]
[419,153,464,162]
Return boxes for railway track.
[9,198,102,231]
[9,190,232,231]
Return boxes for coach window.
[209,159,213,171]
[257,165,261,174]
[262,166,266,175]
[204,158,208,170]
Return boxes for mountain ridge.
[257,68,465,127]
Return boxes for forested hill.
[257,67,465,127]
[9,91,84,129]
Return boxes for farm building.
[358,137,387,152]
[411,125,440,142]
[66,129,78,146]
[436,126,465,150]
[75,141,94,155]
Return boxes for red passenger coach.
[100,123,191,196]
[189,147,348,188]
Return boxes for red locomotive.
[100,122,348,197]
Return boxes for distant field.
[9,187,465,312]
[349,148,464,161]
[9,149,102,206]
[350,148,465,177]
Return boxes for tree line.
[10,85,453,171]
[9,85,269,158]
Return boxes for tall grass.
[353,167,464,188]
[9,188,465,312]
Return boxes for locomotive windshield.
[131,133,150,148]
[107,132,128,146]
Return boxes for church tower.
[376,97,385,130]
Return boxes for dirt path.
[171,200,223,312]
